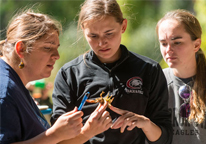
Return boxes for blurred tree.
[0,0,201,82]
[117,0,161,62]
[117,0,194,64]
[0,0,83,38]
[194,0,206,52]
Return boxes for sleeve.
[145,63,173,144]
[0,96,22,144]
[50,68,76,125]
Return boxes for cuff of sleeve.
[146,125,172,144]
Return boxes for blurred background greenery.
[0,0,206,94]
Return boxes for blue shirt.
[0,59,50,144]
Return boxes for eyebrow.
[159,36,183,42]
[171,36,182,40]
[104,29,114,33]
[89,29,114,35]
[45,42,60,47]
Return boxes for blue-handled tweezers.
[78,92,90,111]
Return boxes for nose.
[166,44,173,53]
[52,50,60,60]
[98,37,107,47]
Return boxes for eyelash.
[174,42,181,45]
[160,42,181,47]
[89,33,113,38]
[161,43,167,47]
[44,47,51,51]
[91,35,97,38]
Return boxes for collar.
[167,68,194,87]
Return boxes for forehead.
[37,30,59,45]
[158,19,185,38]
[83,16,120,32]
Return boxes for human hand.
[50,107,83,141]
[81,101,112,139]
[109,105,150,133]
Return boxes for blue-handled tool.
[78,92,90,111]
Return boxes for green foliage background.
[195,0,206,54]
[0,0,206,85]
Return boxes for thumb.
[64,107,78,116]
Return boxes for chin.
[45,74,51,78]
[42,72,52,78]
[168,63,176,68]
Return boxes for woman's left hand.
[109,105,150,133]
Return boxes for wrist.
[81,127,94,140]
[45,127,61,144]
[141,118,151,132]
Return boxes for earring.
[19,60,24,69]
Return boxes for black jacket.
[51,45,172,144]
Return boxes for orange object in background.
[32,93,42,99]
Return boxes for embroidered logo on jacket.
[125,77,143,94]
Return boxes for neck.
[172,55,197,78]
[173,65,196,79]
[2,56,28,86]
[99,47,121,63]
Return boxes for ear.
[81,25,84,31]
[81,25,87,37]
[194,38,201,52]
[15,41,25,58]
[121,19,127,33]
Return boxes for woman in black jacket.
[51,0,173,143]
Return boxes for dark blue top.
[0,59,50,144]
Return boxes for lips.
[47,64,54,69]
[99,48,110,52]
[166,56,177,61]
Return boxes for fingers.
[120,117,134,133]
[62,107,83,122]
[127,121,137,131]
[111,111,132,128]
[81,102,112,138]
[111,112,137,133]
[94,103,103,112]
[98,101,108,112]
[111,117,124,129]
[94,102,112,124]
[92,101,108,120]
[94,110,112,130]
[109,105,126,115]
[68,111,83,121]
[101,111,111,124]
[52,108,84,140]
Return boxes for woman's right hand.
[81,102,112,139]
[49,107,83,141]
